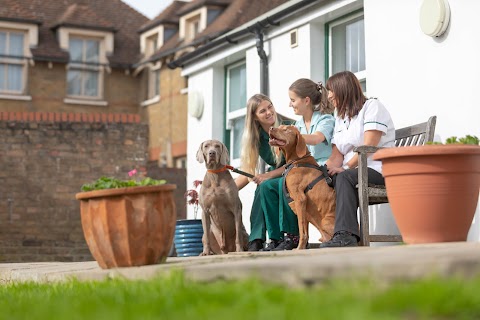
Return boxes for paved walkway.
[1,242,479,287]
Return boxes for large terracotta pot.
[76,184,176,269]
[373,145,480,244]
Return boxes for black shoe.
[272,236,297,251]
[319,231,358,248]
[247,239,264,251]
[261,239,280,251]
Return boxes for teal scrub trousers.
[249,176,299,242]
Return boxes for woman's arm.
[327,130,383,175]
[344,129,383,168]
[252,165,285,185]
[235,175,250,190]
[302,132,326,145]
[325,145,343,170]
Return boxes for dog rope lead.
[206,165,255,178]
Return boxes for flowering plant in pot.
[76,169,177,269]
[373,135,480,244]
[172,180,204,257]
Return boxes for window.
[225,61,246,162]
[328,13,366,91]
[179,8,206,43]
[67,37,102,98]
[185,15,201,42]
[148,66,160,99]
[0,30,26,94]
[145,34,158,57]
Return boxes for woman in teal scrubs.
[235,94,297,251]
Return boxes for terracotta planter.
[76,184,176,269]
[373,145,480,244]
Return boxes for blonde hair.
[240,94,282,175]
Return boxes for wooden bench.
[354,115,437,246]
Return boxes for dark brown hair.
[289,78,334,114]
[326,71,366,119]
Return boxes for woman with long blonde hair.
[236,93,297,251]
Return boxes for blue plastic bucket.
[174,219,203,257]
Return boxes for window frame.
[66,36,103,99]
[58,27,112,104]
[225,60,247,165]
[179,7,207,43]
[147,63,161,100]
[0,29,28,95]
[139,25,165,57]
[326,11,366,90]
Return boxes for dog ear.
[295,128,308,158]
[220,143,230,165]
[196,142,205,163]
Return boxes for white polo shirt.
[331,99,395,174]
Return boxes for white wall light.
[419,0,451,37]
[188,91,204,119]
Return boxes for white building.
[173,0,480,243]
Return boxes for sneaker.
[272,236,297,251]
[261,239,281,251]
[247,239,264,251]
[319,231,358,248]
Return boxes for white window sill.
[64,98,108,106]
[0,94,32,101]
[141,95,160,107]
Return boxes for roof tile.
[0,0,149,67]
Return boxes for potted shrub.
[373,135,480,244]
[75,171,176,269]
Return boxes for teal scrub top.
[295,111,335,165]
[258,128,286,170]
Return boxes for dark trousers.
[333,168,385,238]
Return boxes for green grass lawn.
[1,271,479,320]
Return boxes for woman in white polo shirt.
[320,71,395,248]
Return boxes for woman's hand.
[252,172,272,185]
[327,166,345,176]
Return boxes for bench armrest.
[353,145,385,154]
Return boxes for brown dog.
[269,125,336,249]
[196,139,249,255]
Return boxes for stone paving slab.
[1,242,479,287]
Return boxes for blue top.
[295,111,335,165]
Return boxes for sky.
[122,0,174,19]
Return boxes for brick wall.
[145,66,188,163]
[0,112,150,262]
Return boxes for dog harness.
[282,159,333,204]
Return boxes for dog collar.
[207,166,228,174]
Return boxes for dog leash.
[225,165,254,178]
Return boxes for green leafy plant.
[445,135,479,145]
[81,175,166,192]
[427,135,479,145]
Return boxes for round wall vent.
[188,91,204,119]
[419,0,451,37]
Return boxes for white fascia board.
[181,37,255,76]
[181,0,361,76]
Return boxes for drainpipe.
[254,27,269,96]
[253,26,269,173]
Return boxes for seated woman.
[235,94,293,251]
[321,71,395,247]
[274,78,335,250]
